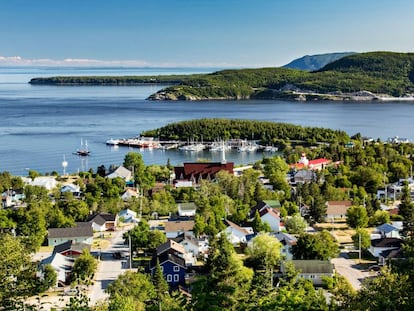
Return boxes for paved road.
[332,253,371,291]
[88,225,133,306]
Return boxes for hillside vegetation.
[149,52,414,100]
[141,119,350,145]
[29,52,414,100]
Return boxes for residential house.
[369,237,404,264]
[164,220,195,238]
[178,202,197,217]
[1,190,24,208]
[121,188,139,201]
[222,219,254,246]
[118,208,138,223]
[272,232,297,260]
[22,176,57,190]
[47,223,93,246]
[293,170,316,184]
[325,200,352,221]
[60,184,81,197]
[87,212,118,232]
[38,252,75,287]
[106,166,132,181]
[375,223,401,239]
[173,233,208,261]
[281,260,334,286]
[250,200,281,232]
[151,252,187,288]
[52,240,91,258]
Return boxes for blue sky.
[1,0,414,67]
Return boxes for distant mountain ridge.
[283,52,356,71]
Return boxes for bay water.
[1,66,413,176]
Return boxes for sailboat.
[74,138,90,156]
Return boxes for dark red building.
[174,162,234,184]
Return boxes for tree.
[71,249,97,285]
[369,210,390,226]
[192,235,253,310]
[152,259,168,298]
[252,210,271,233]
[346,205,369,229]
[36,264,57,293]
[124,220,150,250]
[399,183,414,236]
[0,235,36,308]
[292,231,338,260]
[285,213,308,234]
[106,271,156,310]
[352,228,371,251]
[245,232,281,287]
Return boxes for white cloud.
[0,55,256,68]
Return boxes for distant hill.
[283,52,356,71]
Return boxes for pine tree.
[152,259,168,298]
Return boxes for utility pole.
[358,231,361,264]
[129,233,132,269]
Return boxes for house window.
[173,266,180,272]
[174,274,179,282]
[309,274,315,279]
[167,274,172,282]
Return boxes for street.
[331,252,371,291]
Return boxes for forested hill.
[140,119,350,145]
[29,52,414,101]
[148,52,414,100]
[282,52,355,71]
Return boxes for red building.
[174,162,234,185]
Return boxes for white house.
[38,253,75,287]
[47,223,93,247]
[272,232,297,260]
[281,260,334,286]
[222,219,254,246]
[121,188,139,201]
[23,176,57,190]
[376,223,401,239]
[177,202,197,217]
[87,213,118,232]
[259,207,281,232]
[164,220,195,238]
[106,166,132,181]
[369,237,403,259]
[118,208,138,223]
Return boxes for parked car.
[368,265,381,272]
[63,288,78,296]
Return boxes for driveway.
[331,252,371,291]
[88,225,134,306]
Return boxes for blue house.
[151,253,186,287]
[151,240,187,287]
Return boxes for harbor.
[106,137,279,153]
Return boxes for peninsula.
[29,52,414,101]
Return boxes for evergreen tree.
[152,259,168,298]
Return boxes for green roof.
[284,260,334,274]
[263,200,281,208]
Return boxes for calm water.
[1,66,414,175]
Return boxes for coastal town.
[2,121,414,310]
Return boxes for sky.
[1,0,414,68]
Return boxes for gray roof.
[52,240,91,255]
[178,202,198,211]
[284,260,334,274]
[371,238,403,248]
[87,213,116,225]
[272,232,297,246]
[48,224,93,239]
[376,223,399,234]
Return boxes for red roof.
[291,158,331,170]
[174,162,234,181]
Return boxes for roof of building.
[292,158,331,170]
[272,232,297,246]
[156,240,185,256]
[224,219,251,235]
[164,220,195,233]
[52,240,91,255]
[178,202,198,211]
[326,201,352,217]
[172,233,200,247]
[259,207,280,219]
[376,223,399,234]
[107,166,132,180]
[380,248,404,259]
[48,224,93,239]
[174,162,234,181]
[371,237,403,248]
[250,200,281,218]
[87,213,117,225]
[40,252,75,271]
[151,253,186,269]
[284,260,334,274]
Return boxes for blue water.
[1,66,414,175]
